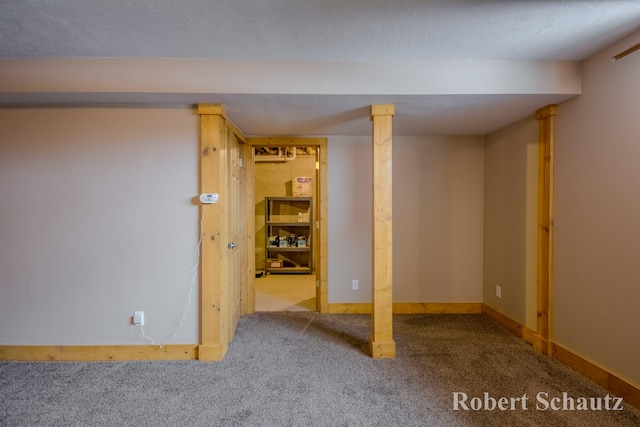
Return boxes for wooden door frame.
[247,137,329,313]
[197,104,248,361]
[535,104,556,356]
[227,126,243,341]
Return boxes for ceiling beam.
[0,58,581,98]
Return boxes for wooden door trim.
[535,104,556,356]
[227,127,242,341]
[198,104,247,143]
[197,106,228,361]
[241,142,255,316]
[197,104,247,361]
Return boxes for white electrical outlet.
[352,279,359,290]
[496,286,502,298]
[133,311,144,326]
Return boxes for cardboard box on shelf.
[267,258,283,268]
[292,177,312,197]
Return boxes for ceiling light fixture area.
[612,42,640,61]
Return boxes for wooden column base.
[197,343,228,361]
[369,338,396,359]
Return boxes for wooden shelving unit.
[265,197,313,274]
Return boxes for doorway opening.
[249,139,327,313]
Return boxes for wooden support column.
[197,104,229,361]
[535,104,556,356]
[369,104,396,359]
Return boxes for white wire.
[139,326,157,345]
[139,205,204,348]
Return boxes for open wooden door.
[227,127,242,341]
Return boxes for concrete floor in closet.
[255,273,316,311]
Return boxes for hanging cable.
[138,205,204,348]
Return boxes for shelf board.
[266,246,310,252]
[267,266,311,274]
[266,197,312,202]
[266,221,311,226]
[265,196,313,274]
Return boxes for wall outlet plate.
[133,311,144,326]
[352,279,359,290]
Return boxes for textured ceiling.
[2,0,640,61]
[1,0,640,135]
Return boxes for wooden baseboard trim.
[327,303,372,314]
[482,305,548,354]
[327,302,482,314]
[552,343,640,409]
[394,302,482,314]
[522,326,548,354]
[481,305,639,410]
[481,304,523,337]
[0,345,197,361]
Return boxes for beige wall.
[0,107,199,345]
[328,135,484,303]
[553,31,640,387]
[394,136,485,302]
[483,116,539,328]
[0,112,485,345]
[327,136,372,303]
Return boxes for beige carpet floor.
[3,313,639,426]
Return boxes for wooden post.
[197,104,229,361]
[369,104,396,359]
[535,104,556,356]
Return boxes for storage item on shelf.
[292,177,312,197]
[264,197,313,274]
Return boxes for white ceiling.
[1,0,640,135]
